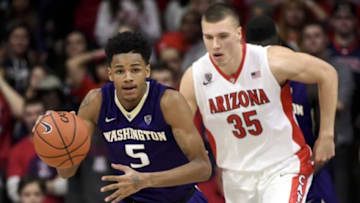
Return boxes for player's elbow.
[197,157,212,181]
[56,165,79,179]
[322,63,338,83]
[57,170,75,179]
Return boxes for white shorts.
[222,149,314,203]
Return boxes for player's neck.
[117,84,147,111]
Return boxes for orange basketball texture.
[33,111,91,168]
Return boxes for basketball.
[33,111,91,169]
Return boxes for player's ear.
[145,64,150,78]
[108,67,113,81]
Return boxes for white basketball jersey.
[192,44,308,172]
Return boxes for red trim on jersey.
[194,110,205,136]
[205,129,217,158]
[209,43,247,84]
[288,173,310,203]
[280,83,314,202]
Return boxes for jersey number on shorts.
[227,110,263,138]
[125,144,150,168]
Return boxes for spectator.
[18,176,45,203]
[62,31,98,105]
[276,0,312,50]
[180,10,206,72]
[3,23,37,95]
[94,0,162,47]
[7,98,67,203]
[164,0,217,32]
[34,75,75,111]
[150,63,178,88]
[329,3,360,201]
[5,0,39,35]
[0,67,14,176]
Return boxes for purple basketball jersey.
[97,79,197,203]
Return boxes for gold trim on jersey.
[114,81,150,122]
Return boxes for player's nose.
[123,71,134,82]
[213,38,221,49]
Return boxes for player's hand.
[312,135,335,172]
[100,164,148,203]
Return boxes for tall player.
[245,15,339,203]
[55,32,211,203]
[180,3,338,203]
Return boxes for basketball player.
[179,3,338,203]
[245,15,339,203]
[53,32,211,202]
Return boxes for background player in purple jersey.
[53,31,211,203]
[245,15,338,203]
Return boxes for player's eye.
[115,70,124,74]
[204,35,213,40]
[132,68,141,73]
[219,34,228,39]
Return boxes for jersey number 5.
[125,144,150,168]
[227,110,263,138]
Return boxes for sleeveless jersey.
[98,79,194,203]
[192,43,309,172]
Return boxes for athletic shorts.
[222,150,314,203]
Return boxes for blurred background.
[0,0,359,203]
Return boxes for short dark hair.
[6,23,30,40]
[18,176,46,195]
[245,15,280,46]
[105,31,151,65]
[332,1,357,17]
[302,22,328,35]
[203,3,240,26]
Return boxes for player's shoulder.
[267,45,299,68]
[84,88,102,103]
[267,45,294,57]
[160,89,186,111]
[79,88,102,111]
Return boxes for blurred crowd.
[0,0,359,203]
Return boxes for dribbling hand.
[100,164,148,203]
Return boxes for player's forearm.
[56,164,80,179]
[0,77,24,118]
[143,157,211,188]
[317,67,338,138]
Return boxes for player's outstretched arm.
[268,46,338,168]
[56,88,102,178]
[179,66,198,116]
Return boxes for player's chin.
[123,94,139,102]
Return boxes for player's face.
[109,53,150,104]
[20,182,44,203]
[302,25,327,56]
[202,16,242,67]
